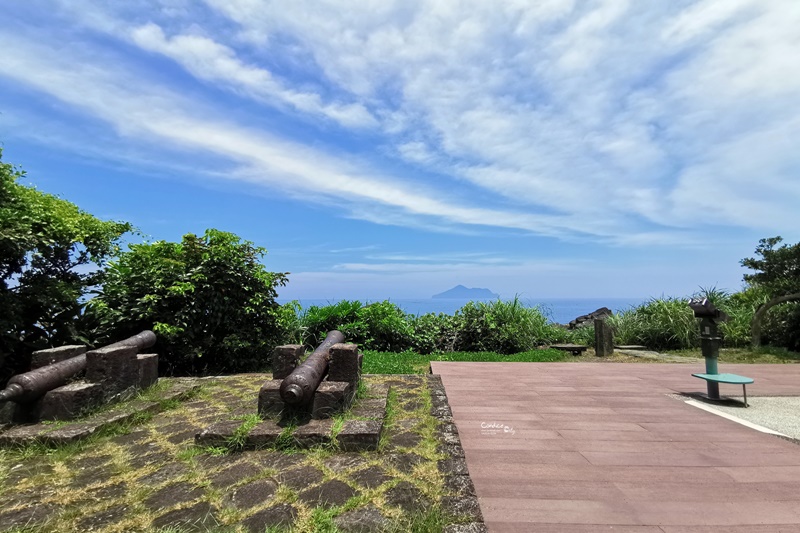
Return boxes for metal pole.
[700,318,720,399]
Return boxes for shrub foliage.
[296,297,568,355]
[87,229,288,375]
[0,151,131,384]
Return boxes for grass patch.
[391,505,447,532]
[377,388,399,453]
[667,346,800,364]
[362,348,569,374]
[275,422,299,451]
[226,413,262,450]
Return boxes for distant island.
[432,285,500,299]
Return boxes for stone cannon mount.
[0,331,159,424]
[259,338,363,421]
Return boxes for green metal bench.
[692,372,754,407]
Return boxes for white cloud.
[4,0,800,247]
[0,33,613,241]
[198,0,800,238]
[129,23,377,128]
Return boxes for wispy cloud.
[129,23,377,129]
[2,0,799,249]
[0,35,586,239]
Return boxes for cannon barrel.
[280,330,344,405]
[105,330,157,351]
[0,330,156,404]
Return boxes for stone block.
[328,343,360,384]
[333,505,390,533]
[272,345,304,380]
[366,383,390,398]
[33,382,104,421]
[349,407,384,420]
[440,495,483,522]
[335,420,382,451]
[258,380,285,418]
[293,418,333,447]
[30,345,86,369]
[349,397,387,419]
[0,424,49,446]
[311,381,352,419]
[247,422,283,447]
[438,457,470,476]
[594,318,614,357]
[195,420,240,447]
[443,523,488,533]
[44,423,99,445]
[85,345,139,400]
[137,353,159,389]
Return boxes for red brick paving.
[430,362,800,532]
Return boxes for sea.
[276,297,647,325]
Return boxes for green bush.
[300,300,362,347]
[564,324,595,346]
[353,301,414,352]
[0,151,131,384]
[762,302,800,351]
[718,286,768,347]
[608,297,697,351]
[276,300,305,345]
[452,297,561,354]
[296,298,568,355]
[299,300,414,352]
[86,229,287,375]
[409,312,459,354]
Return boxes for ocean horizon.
[276,297,647,325]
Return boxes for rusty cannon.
[0,330,156,405]
[280,330,345,405]
[257,330,362,420]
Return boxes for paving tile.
[488,525,663,532]
[478,497,640,525]
[659,526,800,533]
[716,465,800,483]
[466,450,590,465]
[632,501,800,526]
[615,481,800,502]
[230,479,279,509]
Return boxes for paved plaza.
[431,362,800,532]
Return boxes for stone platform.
[0,380,201,446]
[0,374,482,532]
[195,381,390,451]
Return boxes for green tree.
[0,150,132,383]
[87,229,288,375]
[741,236,800,348]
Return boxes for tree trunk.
[751,292,800,348]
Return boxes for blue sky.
[2,1,799,301]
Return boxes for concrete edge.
[683,398,790,438]
[428,373,486,530]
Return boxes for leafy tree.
[87,229,288,375]
[0,150,132,383]
[741,236,800,348]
